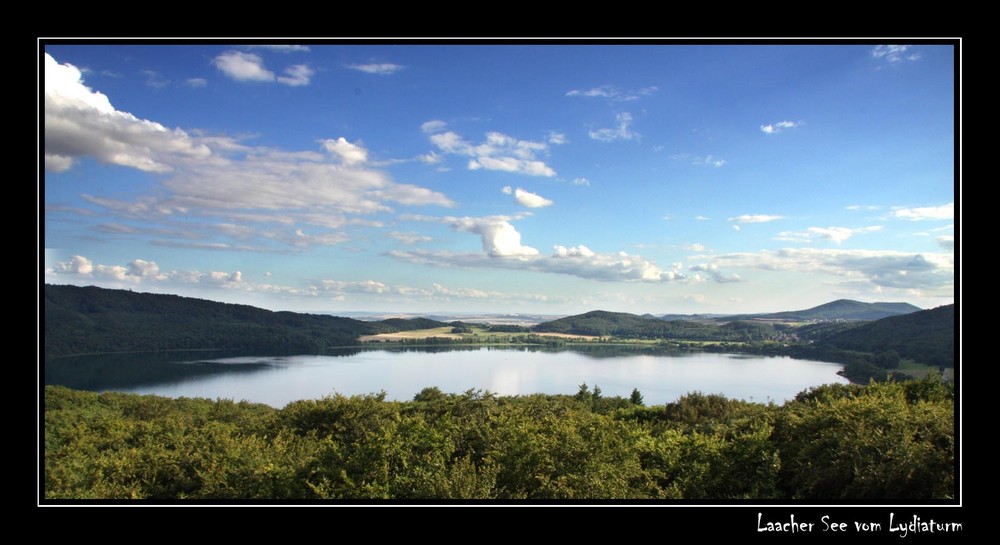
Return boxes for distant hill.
[818,304,955,368]
[44,284,437,358]
[378,317,448,330]
[720,299,921,322]
[533,310,780,342]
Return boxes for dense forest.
[43,375,953,500]
[718,299,921,322]
[533,310,782,341]
[44,284,437,358]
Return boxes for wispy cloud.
[347,63,404,75]
[846,204,882,211]
[890,202,954,221]
[695,216,711,221]
[141,70,169,89]
[572,177,590,186]
[185,77,208,88]
[421,120,448,134]
[566,85,658,101]
[428,129,556,177]
[707,248,953,295]
[760,120,802,134]
[388,231,432,245]
[277,64,314,86]
[669,153,725,167]
[871,45,921,63]
[774,225,882,245]
[547,131,567,145]
[589,112,638,142]
[728,214,782,224]
[689,263,741,283]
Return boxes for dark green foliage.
[487,324,532,333]
[44,284,389,358]
[533,310,781,341]
[818,305,954,367]
[378,317,448,331]
[44,377,954,501]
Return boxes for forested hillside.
[533,310,780,341]
[44,376,954,500]
[720,299,921,322]
[44,285,433,357]
[818,305,955,368]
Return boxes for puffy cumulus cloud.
[688,263,741,283]
[871,45,921,63]
[321,137,368,165]
[553,245,595,257]
[429,130,556,177]
[729,214,783,224]
[760,120,802,134]
[277,64,314,86]
[346,63,404,75]
[937,235,954,251]
[891,202,954,221]
[45,53,212,173]
[774,225,882,245]
[566,85,658,101]
[511,188,553,208]
[589,112,638,142]
[708,248,954,294]
[213,51,275,82]
[46,255,243,288]
[449,216,540,257]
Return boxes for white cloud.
[708,248,953,293]
[429,130,556,177]
[512,188,553,208]
[589,112,638,142]
[547,132,567,145]
[321,137,368,165]
[141,70,169,89]
[937,235,954,251]
[277,64,314,86]
[683,243,706,252]
[185,78,208,88]
[695,216,711,221]
[871,45,921,63]
[417,151,443,164]
[347,63,404,75]
[891,202,954,221]
[566,85,657,101]
[774,225,883,245]
[572,177,590,186]
[501,186,512,195]
[388,231,432,244]
[729,214,783,224]
[421,120,448,134]
[732,225,742,231]
[760,120,802,134]
[44,53,212,173]
[689,263,741,283]
[212,51,275,82]
[47,255,243,288]
[450,216,540,257]
[846,204,882,211]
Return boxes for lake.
[45,346,849,408]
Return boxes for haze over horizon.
[43,42,957,315]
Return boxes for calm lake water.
[45,346,849,408]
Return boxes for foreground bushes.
[43,375,954,500]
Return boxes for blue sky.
[43,42,957,315]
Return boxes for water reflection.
[44,346,848,408]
